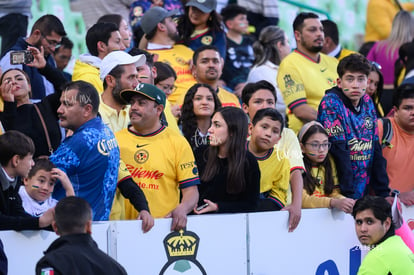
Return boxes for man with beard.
[0,14,66,100]
[191,45,240,108]
[99,50,154,232]
[140,7,197,106]
[277,12,338,134]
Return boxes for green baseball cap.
[120,83,166,107]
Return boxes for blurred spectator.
[220,4,254,97]
[0,0,31,57]
[247,26,290,121]
[154,61,180,119]
[97,14,133,49]
[237,0,278,39]
[177,0,227,59]
[53,37,73,81]
[321,19,355,61]
[367,11,414,115]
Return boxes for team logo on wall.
[159,229,206,274]
[134,149,149,164]
[201,36,213,45]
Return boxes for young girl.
[367,62,385,117]
[299,121,355,213]
[177,0,227,59]
[193,107,260,214]
[180,83,221,150]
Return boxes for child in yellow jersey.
[248,108,290,210]
[298,121,355,213]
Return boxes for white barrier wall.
[1,206,414,275]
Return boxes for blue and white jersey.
[50,117,120,220]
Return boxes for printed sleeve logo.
[283,74,295,89]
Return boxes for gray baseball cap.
[141,7,178,35]
[186,0,217,13]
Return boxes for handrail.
[279,0,331,19]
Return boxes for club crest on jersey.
[201,36,213,45]
[283,74,295,88]
[364,117,374,130]
[134,149,149,164]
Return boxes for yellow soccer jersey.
[115,125,200,219]
[217,87,241,108]
[255,147,290,206]
[277,50,338,133]
[147,45,197,106]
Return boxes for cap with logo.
[186,0,217,13]
[100,51,146,81]
[120,83,166,107]
[140,7,179,35]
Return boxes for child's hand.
[331,198,355,213]
[51,168,74,196]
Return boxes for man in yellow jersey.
[140,6,197,105]
[116,83,199,231]
[72,22,125,93]
[191,45,241,108]
[277,12,338,134]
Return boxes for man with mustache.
[277,12,338,134]
[50,81,120,221]
[115,83,200,231]
[191,45,240,108]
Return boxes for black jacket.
[36,234,128,275]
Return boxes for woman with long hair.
[246,26,291,120]
[179,83,221,150]
[97,13,133,49]
[299,121,355,213]
[367,10,414,114]
[177,0,227,58]
[367,62,385,117]
[0,47,67,157]
[193,107,260,214]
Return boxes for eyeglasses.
[305,142,331,151]
[371,61,382,70]
[41,34,61,47]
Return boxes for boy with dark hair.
[317,54,390,199]
[36,196,128,275]
[19,158,74,217]
[241,80,304,232]
[0,130,54,230]
[352,196,414,274]
[220,4,255,96]
[378,84,414,205]
[248,108,290,211]
[53,36,74,81]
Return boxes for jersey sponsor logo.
[97,138,118,156]
[126,164,164,180]
[326,125,344,136]
[136,144,148,148]
[348,138,372,152]
[134,149,149,164]
[180,161,195,170]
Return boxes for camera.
[10,50,34,65]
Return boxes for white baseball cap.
[100,51,146,81]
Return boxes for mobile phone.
[196,203,209,211]
[10,50,34,65]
